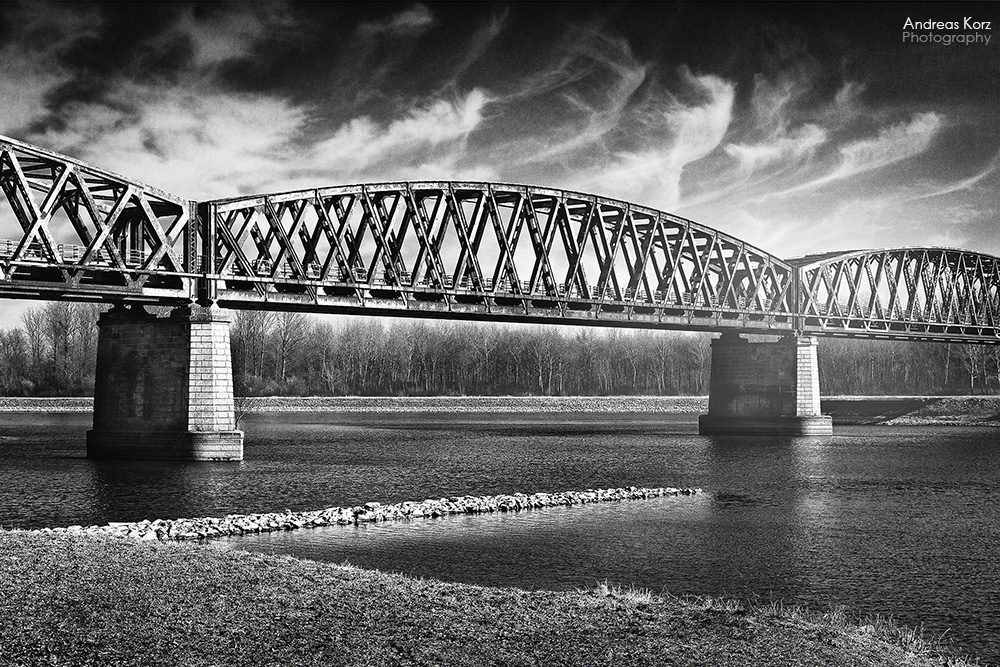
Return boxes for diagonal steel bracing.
[0,136,192,300]
[201,183,799,334]
[790,248,1000,342]
[0,135,997,343]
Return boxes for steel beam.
[0,136,996,344]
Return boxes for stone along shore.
[35,486,701,542]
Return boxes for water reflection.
[214,493,718,593]
[86,458,252,523]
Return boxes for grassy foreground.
[0,533,976,667]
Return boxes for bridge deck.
[1,135,996,343]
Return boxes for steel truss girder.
[201,182,797,333]
[0,136,193,301]
[792,248,1000,343]
[1,136,997,344]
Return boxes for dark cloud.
[57,4,195,80]
[0,0,996,261]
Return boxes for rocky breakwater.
[36,486,701,542]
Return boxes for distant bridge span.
[2,135,998,458]
[1,135,997,344]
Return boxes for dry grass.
[0,532,982,667]
[579,580,657,604]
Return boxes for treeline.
[0,303,102,396]
[819,337,999,395]
[230,311,711,396]
[0,302,998,397]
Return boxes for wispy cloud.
[758,112,943,201]
[27,83,491,199]
[572,68,735,209]
[434,8,508,94]
[358,3,435,36]
[838,112,942,176]
[1,2,493,199]
[301,90,490,182]
[168,3,298,69]
[485,27,650,170]
[1,2,994,264]
[725,124,826,173]
[907,150,1000,202]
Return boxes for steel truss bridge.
[1,135,997,344]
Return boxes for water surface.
[0,410,996,662]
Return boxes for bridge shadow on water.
[820,397,943,424]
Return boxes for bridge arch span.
[0,135,192,300]
[1,136,997,343]
[202,182,796,334]
[790,247,1000,343]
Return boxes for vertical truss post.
[185,201,198,275]
[792,265,804,333]
[197,201,217,306]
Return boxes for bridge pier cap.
[698,331,833,436]
[86,303,244,461]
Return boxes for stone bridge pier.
[86,304,243,461]
[699,331,833,435]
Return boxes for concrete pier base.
[698,332,833,436]
[86,304,243,461]
[698,414,834,435]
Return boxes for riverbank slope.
[0,532,976,667]
[1,394,997,425]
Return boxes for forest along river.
[1,410,998,663]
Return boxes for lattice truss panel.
[795,248,1000,342]
[205,183,795,327]
[0,136,191,298]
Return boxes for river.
[0,409,997,663]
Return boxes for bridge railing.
[0,239,154,267]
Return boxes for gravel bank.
[0,396,93,412]
[245,394,995,423]
[2,395,995,424]
[0,395,707,413]
[243,395,709,413]
[33,486,701,541]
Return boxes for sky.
[0,1,997,328]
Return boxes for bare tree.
[230,310,273,393]
[271,311,310,385]
[0,329,29,394]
